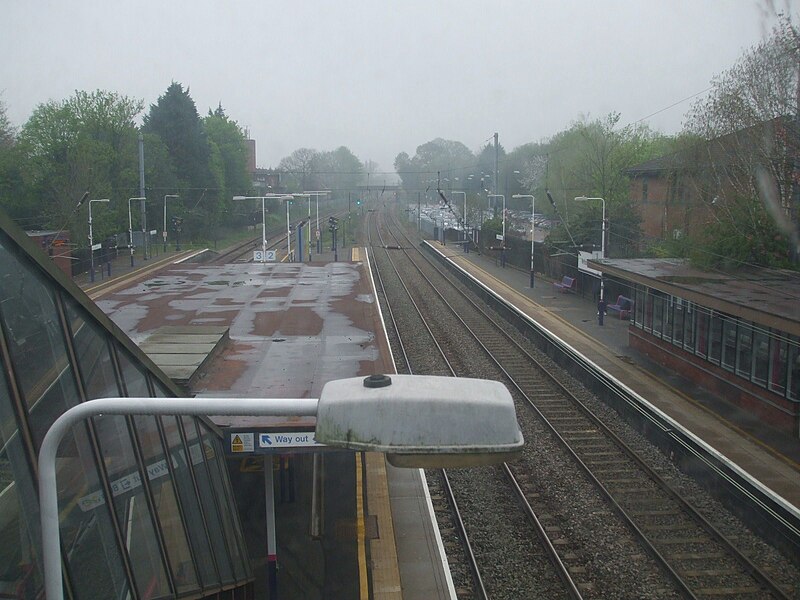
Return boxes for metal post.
[138,133,148,260]
[286,199,292,261]
[88,204,94,283]
[531,195,535,287]
[316,195,321,255]
[261,197,267,257]
[265,456,278,599]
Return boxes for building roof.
[590,258,800,337]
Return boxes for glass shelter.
[0,209,253,599]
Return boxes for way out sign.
[227,430,325,455]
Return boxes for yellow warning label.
[231,435,244,453]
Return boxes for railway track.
[367,203,798,599]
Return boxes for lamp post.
[304,191,330,254]
[292,193,313,261]
[575,195,606,302]
[38,375,524,600]
[88,198,109,283]
[127,197,146,268]
[513,194,535,287]
[233,196,271,258]
[163,194,179,252]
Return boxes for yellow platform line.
[355,452,369,599]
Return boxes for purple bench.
[607,295,633,319]
[554,276,576,293]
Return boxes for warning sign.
[230,432,254,453]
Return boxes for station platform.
[430,241,800,509]
[91,248,452,599]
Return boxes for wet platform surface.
[94,254,447,599]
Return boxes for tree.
[394,138,475,192]
[142,82,211,196]
[16,90,143,241]
[313,146,363,199]
[0,99,27,222]
[279,148,320,191]
[682,16,800,267]
[203,106,251,231]
[542,114,667,258]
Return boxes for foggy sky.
[1,0,795,174]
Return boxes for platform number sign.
[254,250,278,262]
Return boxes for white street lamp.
[128,197,146,268]
[233,195,271,258]
[88,198,109,283]
[39,374,524,600]
[575,196,606,301]
[304,190,330,255]
[513,194,535,287]
[163,194,179,252]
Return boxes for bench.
[553,276,576,293]
[607,295,633,319]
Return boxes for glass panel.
[94,415,170,599]
[695,308,709,358]
[64,299,120,401]
[721,318,737,372]
[788,337,799,402]
[181,417,235,584]
[673,298,684,347]
[709,311,722,365]
[752,328,770,387]
[0,233,129,598]
[0,237,82,449]
[634,287,644,328]
[152,379,171,398]
[0,357,44,597]
[736,323,753,379]
[683,302,695,351]
[663,297,673,342]
[643,290,653,332]
[160,416,218,589]
[198,422,247,581]
[117,346,150,398]
[652,294,663,337]
[769,336,787,395]
[134,415,199,595]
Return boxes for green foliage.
[394,138,475,192]
[14,90,143,240]
[142,82,211,193]
[689,195,793,269]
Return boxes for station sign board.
[578,250,603,277]
[227,430,326,455]
[253,250,277,262]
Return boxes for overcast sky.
[1,0,796,174]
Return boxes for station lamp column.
[575,196,606,301]
[88,198,109,283]
[304,190,330,254]
[292,193,313,261]
[128,197,146,268]
[513,194,535,287]
[163,194,179,252]
[233,195,272,257]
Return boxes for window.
[682,301,695,351]
[160,416,219,588]
[736,322,753,378]
[95,415,170,599]
[721,318,737,371]
[672,298,684,347]
[634,287,645,328]
[788,336,800,402]
[769,335,788,395]
[752,328,770,387]
[709,311,723,365]
[652,293,664,337]
[695,307,709,358]
[133,415,199,595]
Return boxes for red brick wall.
[630,328,798,434]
